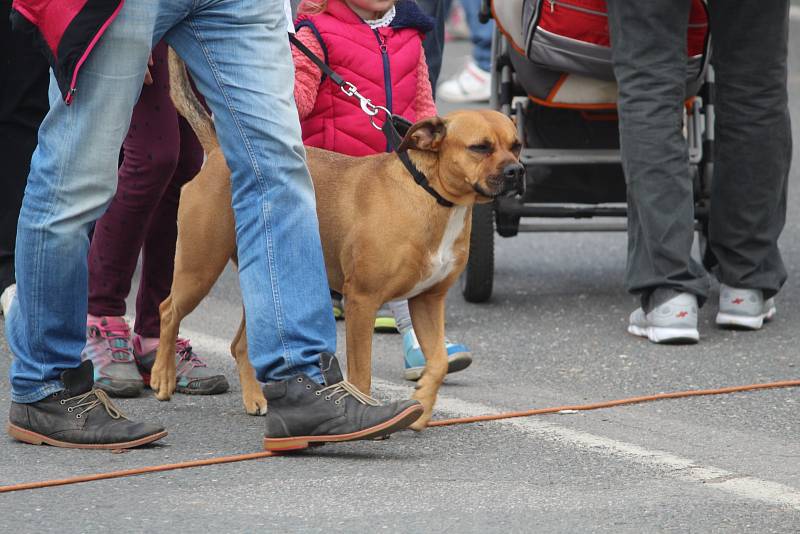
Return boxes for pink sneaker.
[133,336,229,395]
[81,316,144,398]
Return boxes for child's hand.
[144,54,154,85]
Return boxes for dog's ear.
[397,117,446,152]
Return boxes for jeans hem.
[12,381,64,403]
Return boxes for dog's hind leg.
[230,310,267,415]
[341,292,382,395]
[407,291,448,431]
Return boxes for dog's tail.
[168,47,218,153]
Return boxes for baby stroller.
[460,0,715,302]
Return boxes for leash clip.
[339,82,390,130]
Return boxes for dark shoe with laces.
[7,360,167,449]
[263,353,423,452]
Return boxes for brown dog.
[149,51,523,429]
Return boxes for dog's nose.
[502,162,525,194]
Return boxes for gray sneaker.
[628,292,699,344]
[716,284,776,330]
[82,316,144,398]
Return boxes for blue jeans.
[8,0,334,402]
[416,0,453,90]
[459,0,494,72]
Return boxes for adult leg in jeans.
[459,0,493,73]
[6,0,167,448]
[605,0,709,310]
[706,1,790,298]
[164,3,334,385]
[0,0,49,298]
[165,0,421,449]
[437,0,494,102]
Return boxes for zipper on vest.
[372,29,393,152]
[547,0,606,17]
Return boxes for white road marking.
[180,326,800,511]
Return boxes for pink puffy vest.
[296,0,428,156]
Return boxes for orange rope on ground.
[427,379,800,427]
[1,379,798,494]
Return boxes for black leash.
[289,34,454,208]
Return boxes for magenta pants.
[87,41,203,337]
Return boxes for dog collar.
[383,117,455,208]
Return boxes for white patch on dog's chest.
[404,206,468,299]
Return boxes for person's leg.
[437,0,492,102]
[606,0,704,343]
[6,0,172,449]
[706,1,790,299]
[606,0,709,308]
[6,1,161,402]
[459,0,493,72]
[0,0,49,297]
[87,41,180,321]
[416,0,453,91]
[389,299,473,381]
[81,40,184,397]
[131,106,229,395]
[165,0,336,385]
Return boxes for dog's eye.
[511,142,522,155]
[468,143,492,154]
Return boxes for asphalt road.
[1,22,800,534]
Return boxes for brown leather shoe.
[8,361,167,449]
[263,353,422,452]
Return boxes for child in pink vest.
[292,0,473,381]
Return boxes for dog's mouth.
[473,175,512,199]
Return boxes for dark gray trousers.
[605,0,791,307]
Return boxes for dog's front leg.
[407,292,447,431]
[342,293,381,395]
[150,295,179,401]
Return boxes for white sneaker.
[437,59,491,103]
[716,284,776,330]
[1,283,16,317]
[628,292,699,344]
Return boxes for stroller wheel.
[461,203,495,303]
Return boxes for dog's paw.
[244,393,268,416]
[410,390,435,431]
[409,413,430,432]
[150,366,176,401]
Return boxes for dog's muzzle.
[500,162,525,196]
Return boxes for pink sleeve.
[415,48,438,120]
[291,27,324,121]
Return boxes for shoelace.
[175,338,207,369]
[96,322,134,363]
[317,381,380,406]
[62,389,124,419]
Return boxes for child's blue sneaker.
[403,330,473,381]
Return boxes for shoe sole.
[140,373,230,396]
[263,403,424,452]
[175,376,230,396]
[715,308,775,330]
[628,325,699,344]
[373,317,398,333]
[7,423,167,450]
[404,353,474,382]
[95,380,144,398]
